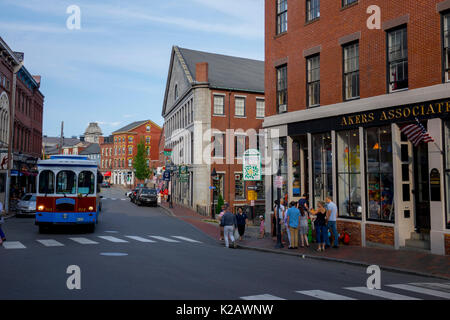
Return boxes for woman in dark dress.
[236,207,248,241]
[309,201,327,252]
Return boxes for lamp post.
[211,168,217,219]
[273,143,284,249]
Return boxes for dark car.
[135,188,158,207]
[130,188,142,203]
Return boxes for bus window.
[39,170,55,194]
[56,171,76,194]
[78,171,95,195]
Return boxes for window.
[146,136,151,144]
[213,133,224,158]
[122,159,125,167]
[78,171,94,194]
[174,84,178,100]
[128,136,133,143]
[388,27,408,92]
[445,121,450,229]
[128,159,132,167]
[276,0,288,34]
[146,159,150,167]
[39,170,55,194]
[256,175,265,200]
[366,126,394,222]
[102,160,104,168]
[146,147,150,156]
[256,99,265,118]
[213,95,225,115]
[343,42,360,100]
[235,97,246,117]
[146,125,151,132]
[307,55,320,107]
[235,173,245,200]
[342,0,357,6]
[312,133,332,207]
[337,130,361,219]
[235,135,246,159]
[444,13,450,82]
[306,0,320,22]
[56,170,76,194]
[276,65,287,113]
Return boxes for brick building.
[162,46,266,218]
[99,135,113,181]
[263,0,450,255]
[106,120,162,186]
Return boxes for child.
[259,215,265,239]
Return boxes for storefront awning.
[104,171,112,177]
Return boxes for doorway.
[413,142,431,231]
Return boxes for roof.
[177,47,264,93]
[112,120,161,134]
[42,136,80,147]
[79,143,100,155]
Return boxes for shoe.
[316,248,322,252]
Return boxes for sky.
[0,0,264,137]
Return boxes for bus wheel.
[87,224,96,233]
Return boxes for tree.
[133,139,150,181]
[216,194,224,215]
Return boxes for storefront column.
[359,126,367,247]
[428,118,446,255]
[287,136,294,201]
[331,131,337,202]
[300,144,306,196]
[307,133,313,208]
[264,135,274,234]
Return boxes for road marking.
[2,241,26,249]
[100,252,128,256]
[104,231,119,233]
[110,198,117,201]
[98,236,129,243]
[345,287,421,300]
[149,236,180,243]
[408,282,450,292]
[69,237,99,245]
[171,236,202,243]
[125,236,156,243]
[387,284,450,299]
[296,290,356,300]
[241,294,286,301]
[37,239,65,247]
[121,199,127,201]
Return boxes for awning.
[104,171,112,177]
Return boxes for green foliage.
[133,139,150,181]
[216,194,224,215]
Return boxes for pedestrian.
[272,201,278,240]
[299,204,309,248]
[220,203,237,248]
[236,207,248,241]
[309,201,327,252]
[0,199,6,244]
[217,204,226,241]
[259,215,265,239]
[298,193,309,213]
[286,201,300,249]
[325,196,339,249]
[281,198,290,246]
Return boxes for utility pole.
[59,121,64,154]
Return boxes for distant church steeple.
[84,122,103,144]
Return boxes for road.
[1,187,449,300]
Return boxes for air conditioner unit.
[279,104,287,113]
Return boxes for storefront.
[264,86,450,255]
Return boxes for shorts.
[299,225,308,235]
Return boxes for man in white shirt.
[0,200,6,243]
[325,196,339,248]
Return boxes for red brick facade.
[265,0,445,117]
[366,223,395,246]
[337,220,362,246]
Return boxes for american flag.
[400,118,435,147]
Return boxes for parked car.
[130,188,142,203]
[101,181,111,188]
[135,188,158,207]
[17,194,37,216]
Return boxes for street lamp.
[273,142,284,249]
[211,168,217,218]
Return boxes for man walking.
[286,201,300,249]
[325,196,339,248]
[221,203,237,248]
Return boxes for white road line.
[149,236,180,243]
[37,239,64,247]
[2,241,26,249]
[110,198,117,201]
[296,290,356,300]
[69,238,99,245]
[125,236,156,243]
[387,284,450,299]
[241,294,286,301]
[121,199,127,201]
[409,282,450,292]
[98,236,129,243]
[171,236,202,243]
[345,287,421,300]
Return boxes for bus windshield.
[39,170,55,194]
[78,171,95,195]
[56,170,76,194]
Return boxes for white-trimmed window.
[128,146,133,155]
[256,99,265,118]
[388,26,408,92]
[444,13,450,82]
[213,132,224,158]
[235,97,246,117]
[307,55,320,107]
[214,95,225,115]
[276,0,288,34]
[128,159,132,167]
[235,134,246,159]
[235,173,245,200]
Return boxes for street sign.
[275,176,284,188]
[209,186,216,190]
[247,186,258,191]
[164,149,173,157]
[243,149,261,181]
[163,170,171,181]
[179,165,189,182]
[248,190,257,201]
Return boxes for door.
[413,142,431,230]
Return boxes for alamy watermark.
[66,265,81,290]
[66,5,81,30]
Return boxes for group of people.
[273,194,340,252]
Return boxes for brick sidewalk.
[160,201,450,280]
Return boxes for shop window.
[312,133,332,208]
[272,137,288,203]
[444,13,450,82]
[56,170,76,194]
[387,27,408,92]
[292,141,301,197]
[256,175,265,200]
[276,0,288,34]
[213,173,224,203]
[445,121,450,229]
[235,173,245,200]
[78,171,94,195]
[337,130,361,219]
[39,170,55,194]
[366,126,395,222]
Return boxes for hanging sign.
[179,165,189,182]
[243,149,261,181]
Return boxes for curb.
[158,204,175,217]
[238,244,450,281]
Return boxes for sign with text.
[243,149,261,181]
[179,165,189,183]
[163,170,171,181]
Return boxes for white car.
[17,194,37,216]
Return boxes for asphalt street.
[0,187,449,300]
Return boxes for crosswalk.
[1,234,203,250]
[102,198,129,201]
[241,282,450,300]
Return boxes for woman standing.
[310,201,327,252]
[298,205,309,248]
[217,204,226,241]
[236,207,248,241]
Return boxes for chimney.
[196,62,209,83]
[32,75,41,88]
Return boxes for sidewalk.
[159,201,450,280]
